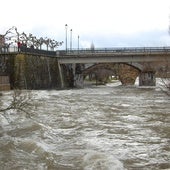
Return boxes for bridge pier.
[72,64,84,88]
[74,74,84,88]
[57,62,64,88]
[139,71,156,86]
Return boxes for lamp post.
[70,29,72,52]
[78,35,79,53]
[65,24,68,52]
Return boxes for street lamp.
[78,35,79,53]
[65,24,68,52]
[70,29,72,52]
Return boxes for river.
[0,81,169,170]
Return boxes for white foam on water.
[83,151,125,170]
[121,104,131,107]
[0,114,9,125]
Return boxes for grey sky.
[1,0,170,49]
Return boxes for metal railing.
[0,46,56,56]
[1,46,170,56]
[60,46,170,55]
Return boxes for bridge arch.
[82,63,140,85]
[82,63,117,76]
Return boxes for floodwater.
[0,81,169,170]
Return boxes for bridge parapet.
[0,46,56,57]
[58,46,170,56]
[57,46,170,65]
[1,46,170,57]
[57,47,170,87]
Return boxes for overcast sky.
[1,0,170,49]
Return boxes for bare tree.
[37,37,44,50]
[0,26,16,52]
[0,90,37,117]
[1,26,63,50]
[159,61,170,96]
[160,17,170,95]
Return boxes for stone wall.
[0,55,15,90]
[14,54,62,89]
[0,75,10,90]
[0,54,74,90]
[118,64,139,85]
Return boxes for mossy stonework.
[14,54,64,89]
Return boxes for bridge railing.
[1,46,170,56]
[0,46,56,56]
[0,46,17,53]
[58,46,170,56]
[20,46,56,56]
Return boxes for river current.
[0,81,169,170]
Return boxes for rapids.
[0,81,169,170]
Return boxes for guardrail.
[1,46,170,56]
[0,46,17,53]
[59,46,170,55]
[0,46,56,56]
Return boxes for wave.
[83,151,125,170]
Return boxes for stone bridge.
[57,47,170,87]
[0,46,170,90]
